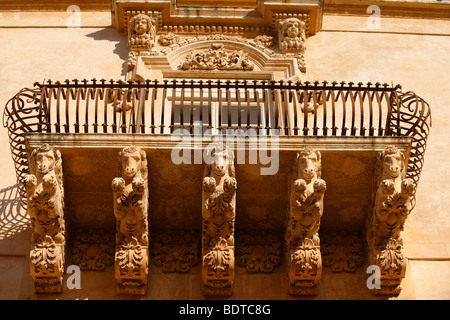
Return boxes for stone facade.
[0,0,449,301]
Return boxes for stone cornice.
[111,0,324,36]
[323,0,450,20]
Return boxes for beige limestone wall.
[0,12,449,299]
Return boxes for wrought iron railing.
[3,79,431,208]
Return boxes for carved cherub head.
[129,14,155,36]
[205,144,235,178]
[294,147,322,182]
[30,144,62,177]
[118,146,148,181]
[377,145,406,180]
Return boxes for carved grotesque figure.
[128,13,156,51]
[286,147,326,295]
[112,146,149,295]
[279,18,306,54]
[366,145,414,295]
[201,143,237,295]
[25,143,65,293]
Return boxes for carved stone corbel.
[286,147,326,295]
[25,143,65,293]
[278,18,307,73]
[366,145,413,295]
[201,143,237,295]
[112,146,149,295]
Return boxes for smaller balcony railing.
[3,79,431,208]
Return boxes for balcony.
[3,78,431,295]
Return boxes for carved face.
[211,151,228,177]
[297,149,321,181]
[121,150,142,179]
[35,210,57,234]
[382,151,404,179]
[134,18,148,35]
[35,150,56,175]
[285,21,300,38]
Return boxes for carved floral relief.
[236,231,282,273]
[152,230,200,273]
[321,231,364,273]
[70,229,115,271]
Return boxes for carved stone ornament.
[278,18,307,73]
[366,145,413,295]
[25,143,65,293]
[321,231,364,273]
[158,32,180,46]
[112,146,149,295]
[128,13,157,51]
[178,43,254,71]
[236,231,282,273]
[202,143,237,295]
[286,147,326,295]
[254,35,274,48]
[152,230,200,273]
[70,229,115,271]
[279,18,306,54]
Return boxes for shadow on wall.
[0,184,30,240]
[84,27,129,78]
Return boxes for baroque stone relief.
[128,13,157,51]
[202,143,237,295]
[112,146,149,295]
[70,229,115,271]
[152,230,200,273]
[286,147,326,295]
[366,145,413,295]
[321,231,364,273]
[25,143,65,293]
[278,17,307,72]
[177,43,254,71]
[236,231,282,273]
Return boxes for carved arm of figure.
[313,179,327,197]
[223,177,237,203]
[42,174,60,219]
[112,177,127,219]
[202,176,217,220]
[25,174,38,218]
[131,176,147,210]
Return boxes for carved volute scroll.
[112,146,149,295]
[286,147,326,295]
[25,143,65,293]
[278,17,307,72]
[201,143,237,295]
[366,145,414,295]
